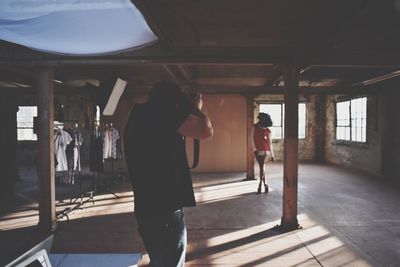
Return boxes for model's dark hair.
[258,112,273,127]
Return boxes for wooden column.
[315,95,327,162]
[37,68,56,233]
[0,94,18,200]
[280,65,300,230]
[381,90,397,178]
[245,95,255,180]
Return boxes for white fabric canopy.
[0,0,158,55]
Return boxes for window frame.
[257,101,308,140]
[17,106,38,141]
[335,96,368,144]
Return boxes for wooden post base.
[243,176,256,181]
[276,218,302,233]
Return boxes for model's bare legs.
[255,154,266,194]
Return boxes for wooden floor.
[2,163,400,266]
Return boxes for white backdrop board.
[103,78,127,116]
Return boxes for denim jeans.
[136,209,187,267]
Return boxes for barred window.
[336,97,367,142]
[259,103,307,139]
[17,106,37,141]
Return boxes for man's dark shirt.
[124,103,196,218]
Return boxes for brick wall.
[324,95,382,175]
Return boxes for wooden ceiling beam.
[0,66,34,86]
[119,82,393,96]
[0,84,380,96]
[0,84,99,96]
[203,86,394,96]
[2,47,400,67]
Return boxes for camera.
[188,92,200,100]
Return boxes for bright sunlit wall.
[336,97,367,143]
[17,106,37,141]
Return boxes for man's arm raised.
[178,94,213,140]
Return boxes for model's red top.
[253,124,271,151]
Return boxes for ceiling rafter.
[162,64,180,83]
[177,65,192,83]
[352,70,400,86]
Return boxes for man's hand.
[270,156,275,162]
[178,93,213,140]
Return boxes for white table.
[49,253,141,267]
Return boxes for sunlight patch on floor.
[194,180,273,205]
[0,206,39,230]
[0,191,134,230]
[186,214,374,266]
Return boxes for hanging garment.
[103,126,120,160]
[54,129,72,172]
[65,132,75,184]
[72,128,83,171]
[65,128,84,184]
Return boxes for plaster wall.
[186,95,247,173]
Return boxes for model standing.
[252,112,274,194]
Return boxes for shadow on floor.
[186,227,282,262]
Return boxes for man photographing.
[124,80,213,266]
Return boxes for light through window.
[259,103,306,139]
[95,105,101,126]
[336,97,367,142]
[17,106,37,141]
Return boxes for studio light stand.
[101,158,119,198]
[70,141,95,205]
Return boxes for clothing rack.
[56,122,122,222]
[99,123,121,198]
[55,124,95,223]
[69,141,95,205]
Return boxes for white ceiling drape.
[0,0,158,55]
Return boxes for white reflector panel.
[103,78,127,116]
[0,0,158,55]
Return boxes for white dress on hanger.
[72,129,83,171]
[103,126,120,160]
[54,129,72,171]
